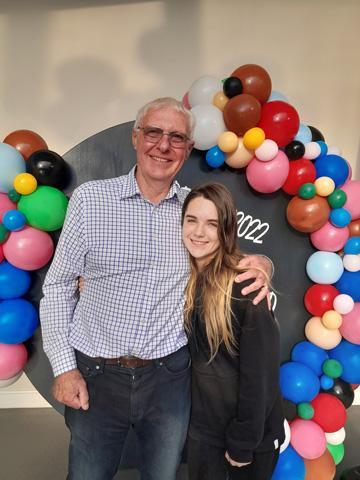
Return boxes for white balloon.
[280,419,291,453]
[188,75,222,107]
[255,139,278,162]
[327,145,342,156]
[303,142,321,160]
[325,427,346,445]
[191,104,226,151]
[343,254,360,272]
[333,294,355,314]
[0,371,23,388]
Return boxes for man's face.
[132,106,193,186]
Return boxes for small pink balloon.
[342,180,360,220]
[0,193,16,220]
[246,150,289,193]
[346,161,352,181]
[290,418,326,460]
[333,294,354,315]
[340,302,360,344]
[182,92,191,109]
[0,343,28,380]
[310,222,349,252]
[254,139,279,161]
[3,225,54,270]
[0,245,4,263]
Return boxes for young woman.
[182,182,284,480]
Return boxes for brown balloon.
[3,129,48,161]
[231,64,272,104]
[287,195,331,233]
[223,94,261,137]
[304,449,335,480]
[349,219,360,237]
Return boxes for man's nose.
[157,133,171,152]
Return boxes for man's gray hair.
[134,97,195,139]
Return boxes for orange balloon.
[223,94,261,137]
[231,64,272,104]
[3,129,48,161]
[304,449,336,480]
[349,219,360,237]
[287,195,331,233]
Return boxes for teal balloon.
[0,143,26,193]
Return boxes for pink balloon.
[182,92,191,109]
[342,180,360,220]
[346,161,352,181]
[0,193,16,220]
[310,222,350,252]
[0,343,27,380]
[0,245,4,263]
[290,418,326,460]
[340,302,360,344]
[3,225,54,270]
[246,150,289,193]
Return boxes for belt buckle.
[118,356,135,369]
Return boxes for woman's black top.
[188,280,285,463]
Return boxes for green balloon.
[298,183,316,199]
[297,402,314,419]
[327,442,345,465]
[328,189,347,208]
[323,359,343,379]
[8,189,21,203]
[18,186,68,231]
[0,224,9,244]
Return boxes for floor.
[0,407,358,479]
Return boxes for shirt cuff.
[47,347,77,377]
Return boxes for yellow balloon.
[314,176,335,197]
[225,138,254,169]
[213,91,229,111]
[322,310,343,329]
[13,173,37,195]
[218,131,239,153]
[243,127,265,150]
[305,316,342,349]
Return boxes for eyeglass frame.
[135,126,192,148]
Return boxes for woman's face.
[182,196,220,270]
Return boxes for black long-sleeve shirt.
[188,280,285,463]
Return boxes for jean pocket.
[162,348,191,376]
[76,354,103,379]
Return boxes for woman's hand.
[235,255,272,306]
[225,451,251,468]
[78,276,85,293]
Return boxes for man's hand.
[235,255,272,306]
[53,369,89,410]
[225,451,251,468]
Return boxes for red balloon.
[311,393,347,433]
[282,159,317,196]
[258,101,300,147]
[304,284,339,316]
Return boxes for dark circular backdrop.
[24,120,315,466]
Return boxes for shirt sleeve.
[225,294,280,463]
[39,187,87,377]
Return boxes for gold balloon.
[243,127,265,150]
[315,176,335,197]
[213,91,229,111]
[218,131,239,153]
[322,310,343,330]
[225,138,254,169]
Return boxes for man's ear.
[132,129,137,150]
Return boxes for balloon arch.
[0,64,359,479]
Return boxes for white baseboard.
[0,390,51,409]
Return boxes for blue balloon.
[280,361,320,403]
[0,143,26,193]
[0,261,31,299]
[317,141,328,156]
[294,124,312,144]
[271,446,305,480]
[335,270,360,301]
[2,209,26,231]
[205,146,225,168]
[320,374,334,390]
[0,298,38,343]
[344,237,360,255]
[314,154,349,188]
[291,341,328,376]
[268,90,289,103]
[306,251,344,285]
[329,340,360,384]
[329,208,351,228]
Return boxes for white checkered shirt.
[40,167,190,377]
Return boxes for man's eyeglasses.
[136,126,190,148]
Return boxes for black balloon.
[323,377,355,409]
[27,150,69,188]
[285,140,305,160]
[223,76,243,99]
[340,466,360,480]
[283,398,297,421]
[308,125,325,142]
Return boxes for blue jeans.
[65,346,191,480]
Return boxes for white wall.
[0,0,359,407]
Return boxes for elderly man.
[40,97,271,480]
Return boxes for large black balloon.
[27,150,69,188]
[340,466,360,480]
[285,140,305,160]
[323,377,355,409]
[223,76,243,98]
[308,125,325,142]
